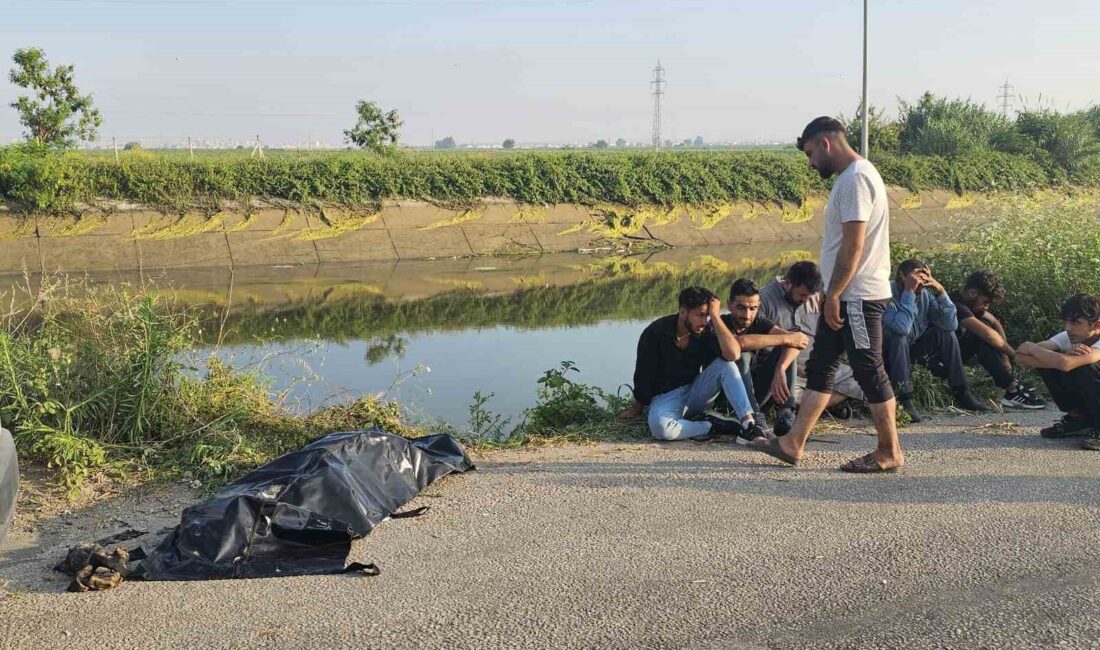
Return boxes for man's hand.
[1071,343,1092,356]
[824,294,845,330]
[616,399,644,421]
[918,269,945,296]
[903,270,923,293]
[708,297,722,320]
[785,331,810,350]
[771,370,791,405]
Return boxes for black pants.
[737,351,797,415]
[958,332,1015,389]
[1040,364,1100,427]
[884,327,967,395]
[806,299,894,404]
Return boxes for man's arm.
[982,312,1015,359]
[770,343,802,405]
[709,299,742,361]
[960,316,1012,354]
[631,327,660,405]
[824,220,867,330]
[928,292,959,332]
[883,290,917,337]
[738,326,809,352]
[1015,341,1100,371]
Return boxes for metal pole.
[861,0,869,157]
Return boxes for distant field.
[0,147,1058,213]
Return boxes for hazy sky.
[2,0,1098,146]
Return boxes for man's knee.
[648,413,680,441]
[883,330,909,352]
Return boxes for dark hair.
[679,286,716,310]
[1059,293,1100,323]
[895,258,928,281]
[728,278,759,303]
[796,116,845,151]
[963,270,1005,302]
[784,261,822,292]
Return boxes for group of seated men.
[621,260,1100,452]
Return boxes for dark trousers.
[806,299,893,404]
[1040,364,1100,427]
[737,351,798,415]
[884,327,967,395]
[958,332,1015,389]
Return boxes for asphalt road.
[1,410,1098,649]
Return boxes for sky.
[1,0,1098,147]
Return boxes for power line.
[998,79,1015,119]
[651,59,665,150]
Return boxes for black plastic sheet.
[0,427,17,542]
[135,428,473,580]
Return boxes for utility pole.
[188,136,194,160]
[860,0,869,157]
[112,136,119,163]
[651,60,666,150]
[250,134,265,160]
[998,79,1015,119]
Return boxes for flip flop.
[839,453,900,474]
[752,437,799,466]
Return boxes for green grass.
[0,146,1064,215]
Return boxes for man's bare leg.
[865,398,904,469]
[771,389,833,461]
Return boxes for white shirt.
[819,159,892,301]
[1047,331,1100,352]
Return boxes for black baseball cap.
[796,116,845,151]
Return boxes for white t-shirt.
[819,159,892,301]
[1046,331,1100,352]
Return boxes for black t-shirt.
[632,314,722,405]
[722,313,777,336]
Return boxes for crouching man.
[630,286,766,444]
[1016,293,1100,449]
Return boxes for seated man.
[951,270,1045,411]
[883,259,988,422]
[721,278,808,436]
[629,286,766,444]
[1016,293,1100,450]
[758,261,865,425]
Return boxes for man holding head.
[753,117,902,473]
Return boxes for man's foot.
[1083,430,1100,451]
[1001,385,1046,410]
[839,452,904,473]
[1041,414,1092,439]
[735,421,769,446]
[750,435,800,465]
[953,389,991,413]
[899,397,924,423]
[774,408,797,436]
[704,412,742,438]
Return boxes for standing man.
[753,117,902,473]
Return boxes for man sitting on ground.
[883,259,988,421]
[951,270,1045,411]
[628,286,766,444]
[757,261,866,432]
[1016,293,1100,450]
[721,278,809,437]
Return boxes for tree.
[841,104,902,156]
[502,138,516,149]
[343,100,402,152]
[680,138,692,148]
[8,48,102,148]
[693,136,704,147]
[123,141,142,151]
[615,138,626,148]
[593,139,609,149]
[435,136,456,149]
[897,91,1008,157]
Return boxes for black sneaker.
[735,421,769,446]
[1001,386,1046,410]
[1083,430,1100,451]
[704,412,742,438]
[1040,415,1092,439]
[774,408,797,436]
[953,389,991,413]
[898,398,924,423]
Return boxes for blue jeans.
[647,358,755,441]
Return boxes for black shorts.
[805,299,894,404]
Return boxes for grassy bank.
[0,148,1058,214]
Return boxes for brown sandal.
[839,453,900,474]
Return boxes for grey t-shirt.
[819,159,892,301]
